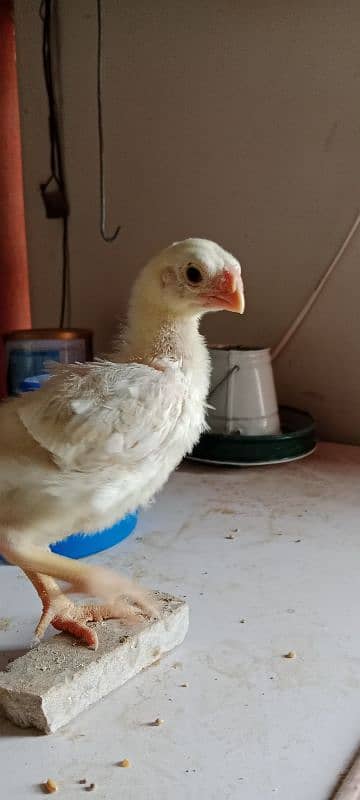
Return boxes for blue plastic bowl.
[0,374,139,562]
[50,513,138,559]
[20,373,51,392]
[0,513,138,565]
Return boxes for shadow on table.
[0,645,42,736]
[0,645,28,671]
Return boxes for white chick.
[0,238,244,648]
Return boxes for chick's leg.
[25,571,143,650]
[0,537,159,650]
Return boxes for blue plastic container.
[4,373,139,560]
[0,514,138,565]
[20,373,50,392]
[50,513,138,559]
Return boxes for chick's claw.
[67,565,160,622]
[51,599,143,650]
[29,573,152,650]
[129,592,161,621]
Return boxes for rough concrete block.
[0,592,189,734]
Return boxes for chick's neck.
[117,293,205,369]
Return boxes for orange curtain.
[0,0,31,395]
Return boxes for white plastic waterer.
[208,346,280,436]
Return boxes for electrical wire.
[39,0,70,328]
[96,0,120,242]
[60,215,70,332]
[271,210,360,362]
[39,0,118,332]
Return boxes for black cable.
[96,0,120,242]
[39,0,70,328]
[41,0,58,181]
[39,0,118,332]
[59,215,70,334]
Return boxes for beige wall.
[14,1,360,443]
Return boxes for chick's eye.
[186,265,203,285]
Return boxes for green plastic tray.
[188,406,317,466]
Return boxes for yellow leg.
[25,570,143,650]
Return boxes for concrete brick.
[0,593,189,734]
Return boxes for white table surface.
[0,442,359,800]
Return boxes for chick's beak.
[205,269,245,314]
